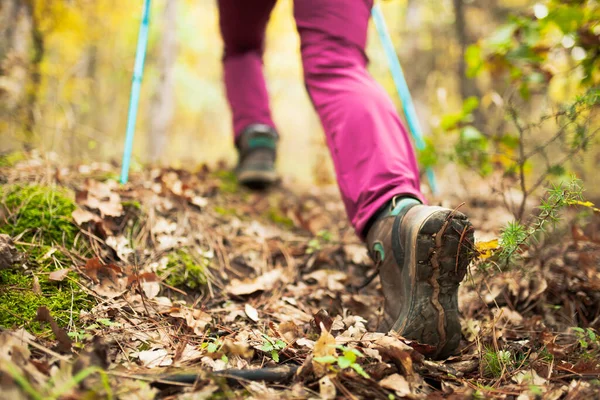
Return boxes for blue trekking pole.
[120,0,151,184]
[371,3,439,195]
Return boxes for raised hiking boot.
[366,197,474,359]
[236,124,279,189]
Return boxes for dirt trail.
[1,158,599,399]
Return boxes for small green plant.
[538,347,554,363]
[482,347,513,378]
[201,337,223,354]
[313,345,370,378]
[572,327,599,350]
[260,334,287,362]
[201,337,228,363]
[306,230,332,254]
[497,177,583,267]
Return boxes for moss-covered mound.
[162,248,208,291]
[0,184,92,332]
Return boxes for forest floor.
[1,153,600,399]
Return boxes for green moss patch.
[213,170,238,194]
[0,184,78,245]
[264,206,294,228]
[0,184,92,332]
[0,151,26,168]
[162,249,208,290]
[0,269,91,332]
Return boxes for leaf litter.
[0,155,599,399]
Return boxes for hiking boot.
[236,124,278,189]
[366,197,474,359]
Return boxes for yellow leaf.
[476,239,499,260]
[312,330,336,377]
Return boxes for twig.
[508,105,528,221]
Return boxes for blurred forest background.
[1,0,599,198]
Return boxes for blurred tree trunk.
[148,0,178,164]
[452,0,484,128]
[23,0,44,149]
[0,0,32,135]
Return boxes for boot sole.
[391,206,474,359]
[237,170,278,190]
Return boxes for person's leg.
[294,0,474,359]
[218,0,279,187]
[217,0,277,141]
[293,0,425,238]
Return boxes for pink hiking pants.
[218,0,426,238]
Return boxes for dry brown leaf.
[32,275,41,295]
[170,308,211,335]
[49,268,71,282]
[305,270,347,291]
[0,234,19,269]
[35,306,72,353]
[343,244,370,265]
[279,321,303,343]
[318,375,336,400]
[72,208,98,225]
[141,280,160,299]
[138,349,173,368]
[226,268,284,296]
[380,373,411,397]
[374,336,414,378]
[222,339,254,359]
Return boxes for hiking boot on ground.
[366,196,474,359]
[236,124,279,189]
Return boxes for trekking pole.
[120,0,152,184]
[371,3,439,195]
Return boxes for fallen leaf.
[513,369,547,385]
[178,344,204,363]
[191,196,208,208]
[78,180,124,217]
[35,307,72,353]
[32,275,41,295]
[279,321,302,343]
[296,338,315,349]
[319,375,336,400]
[374,336,414,378]
[138,349,173,368]
[105,236,134,261]
[141,280,160,299]
[170,308,211,335]
[343,244,370,265]
[49,268,71,282]
[222,339,254,359]
[312,330,336,377]
[83,258,122,283]
[245,304,259,322]
[313,309,334,333]
[305,270,347,291]
[72,208,98,225]
[226,269,284,296]
[0,234,18,270]
[380,373,411,397]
